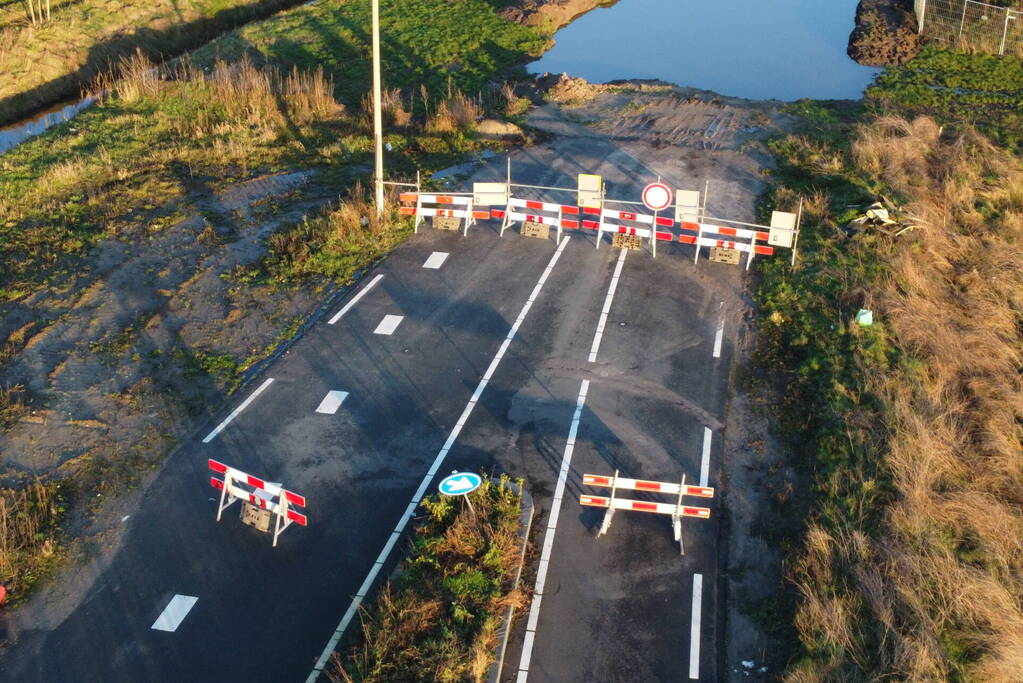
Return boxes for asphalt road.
[0,131,744,682]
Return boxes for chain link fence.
[914,0,1023,55]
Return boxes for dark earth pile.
[848,0,922,66]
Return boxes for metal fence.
[915,0,1023,56]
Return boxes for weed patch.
[329,474,526,682]
[0,480,66,599]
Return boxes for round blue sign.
[438,472,482,496]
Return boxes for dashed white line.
[201,377,274,444]
[151,594,198,632]
[306,237,573,683]
[516,378,590,682]
[373,314,404,336]
[315,390,349,415]
[712,302,724,358]
[700,427,712,487]
[588,248,628,363]
[422,251,449,269]
[689,573,703,679]
[328,273,383,325]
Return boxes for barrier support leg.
[694,225,703,264]
[500,201,511,237]
[746,240,756,271]
[652,210,658,258]
[672,473,687,555]
[597,469,619,538]
[272,499,292,548]
[215,472,232,521]
[556,207,563,245]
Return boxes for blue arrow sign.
[438,472,482,496]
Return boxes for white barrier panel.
[580,469,713,555]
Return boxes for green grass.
[330,475,525,682]
[866,45,1023,153]
[748,104,901,669]
[190,0,549,105]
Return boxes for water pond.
[530,0,881,100]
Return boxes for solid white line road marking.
[151,594,198,632]
[422,251,449,269]
[315,390,349,415]
[306,237,573,683]
[712,302,724,358]
[328,273,383,325]
[516,379,590,681]
[700,427,712,487]
[588,248,628,363]
[373,314,404,336]
[201,377,274,444]
[689,573,703,679]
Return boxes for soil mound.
[848,0,922,66]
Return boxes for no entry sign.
[642,182,672,212]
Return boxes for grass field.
[866,45,1023,153]
[759,96,1023,678]
[0,0,309,125]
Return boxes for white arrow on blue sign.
[438,472,482,496]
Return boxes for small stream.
[531,0,880,101]
[0,96,96,155]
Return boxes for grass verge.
[328,475,527,682]
[758,104,1023,679]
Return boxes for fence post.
[999,7,1014,55]
[958,0,969,40]
[917,0,926,33]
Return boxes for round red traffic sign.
[642,182,672,211]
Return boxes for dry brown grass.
[426,91,481,134]
[361,87,413,128]
[790,117,1023,679]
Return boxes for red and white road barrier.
[400,193,485,236]
[208,459,307,547]
[580,469,713,555]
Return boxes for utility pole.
[372,0,385,216]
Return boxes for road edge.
[488,482,535,683]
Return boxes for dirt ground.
[1,74,800,675]
[0,169,343,620]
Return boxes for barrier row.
[399,191,789,268]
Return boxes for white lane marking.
[306,237,573,682]
[712,302,724,358]
[373,314,404,336]
[315,390,349,415]
[328,273,384,325]
[201,377,274,444]
[516,379,590,681]
[422,251,449,269]
[588,248,628,363]
[151,594,198,632]
[689,573,703,679]
[700,427,712,487]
